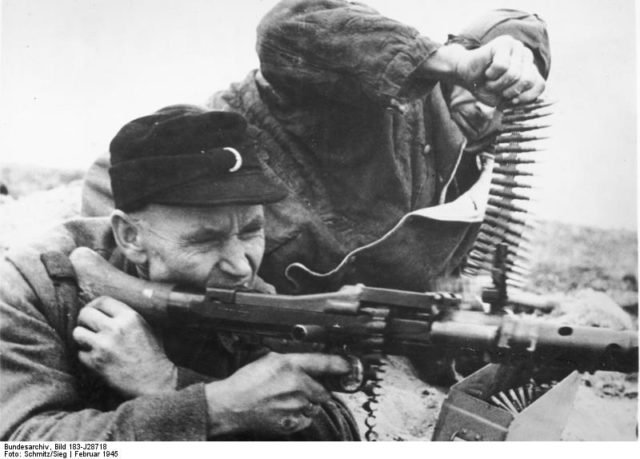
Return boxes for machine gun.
[70,247,638,440]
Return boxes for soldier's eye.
[182,235,224,249]
[239,228,263,241]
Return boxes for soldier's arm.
[257,0,543,107]
[256,0,441,107]
[0,259,209,441]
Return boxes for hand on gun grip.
[73,296,177,398]
[204,352,350,436]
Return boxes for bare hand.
[204,352,350,437]
[454,35,545,107]
[73,296,177,398]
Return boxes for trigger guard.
[339,355,365,393]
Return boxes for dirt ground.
[339,360,638,441]
[0,169,637,441]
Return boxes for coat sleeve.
[256,0,441,106]
[0,258,209,441]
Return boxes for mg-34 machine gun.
[70,246,638,441]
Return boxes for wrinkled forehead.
[136,203,265,233]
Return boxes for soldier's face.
[132,204,265,289]
[449,85,502,142]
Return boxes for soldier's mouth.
[205,278,255,291]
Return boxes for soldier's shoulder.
[1,216,113,304]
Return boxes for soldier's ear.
[110,210,148,265]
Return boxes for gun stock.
[71,247,203,322]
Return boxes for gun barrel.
[429,321,499,349]
[427,313,638,373]
[531,321,638,372]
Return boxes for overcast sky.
[0,0,637,230]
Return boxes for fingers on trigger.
[302,375,331,404]
[302,402,322,418]
[294,353,350,376]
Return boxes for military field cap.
[447,9,551,79]
[109,105,288,211]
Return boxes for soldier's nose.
[217,240,253,286]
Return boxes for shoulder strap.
[39,251,81,351]
[39,251,115,409]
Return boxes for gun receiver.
[70,247,639,394]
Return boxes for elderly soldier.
[0,106,359,441]
[82,1,551,296]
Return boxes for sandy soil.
[340,361,637,441]
[0,180,83,249]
